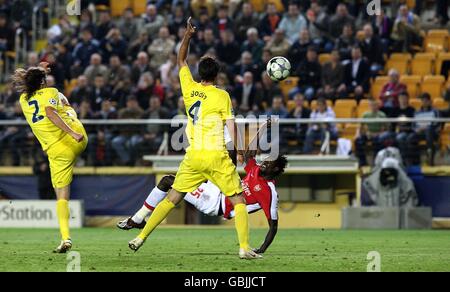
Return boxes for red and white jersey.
[222,158,279,221]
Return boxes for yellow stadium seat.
[132,0,146,16]
[64,78,78,97]
[411,53,435,76]
[400,75,422,98]
[250,0,284,13]
[436,52,450,76]
[425,30,449,51]
[110,0,131,17]
[371,76,389,99]
[386,53,412,75]
[334,99,357,118]
[318,54,331,65]
[357,99,370,117]
[279,77,299,99]
[287,100,296,112]
[421,75,445,99]
[409,98,422,111]
[432,97,449,110]
[440,123,450,152]
[340,123,359,142]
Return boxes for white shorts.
[185,180,223,216]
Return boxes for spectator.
[232,51,259,83]
[55,44,73,81]
[234,2,259,42]
[360,24,384,73]
[107,55,131,106]
[0,13,14,52]
[44,52,65,90]
[117,8,139,42]
[168,3,186,36]
[100,28,128,62]
[341,46,370,101]
[148,26,176,70]
[303,98,337,154]
[278,2,307,44]
[160,52,178,89]
[264,29,291,58]
[286,93,311,145]
[78,9,95,35]
[241,27,264,64]
[409,93,441,165]
[141,4,164,36]
[26,52,39,68]
[215,29,240,65]
[111,96,144,166]
[33,154,55,200]
[232,71,261,113]
[372,8,393,49]
[214,5,234,35]
[379,69,407,114]
[134,72,164,110]
[291,46,322,101]
[89,74,112,112]
[197,27,216,57]
[265,95,289,118]
[328,3,355,39]
[258,2,281,41]
[319,50,344,101]
[191,0,215,18]
[393,92,416,165]
[0,101,28,166]
[288,29,312,71]
[335,23,356,61]
[130,51,152,85]
[69,75,91,107]
[306,2,330,50]
[77,99,95,120]
[72,28,100,71]
[84,53,109,85]
[391,4,422,52]
[258,70,283,108]
[127,31,151,62]
[95,10,115,41]
[47,15,74,44]
[355,98,389,166]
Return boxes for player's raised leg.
[117,175,174,230]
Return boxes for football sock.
[132,187,167,223]
[56,199,70,241]
[234,203,250,250]
[138,198,175,241]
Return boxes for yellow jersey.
[179,66,234,152]
[20,87,82,151]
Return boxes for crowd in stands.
[0,0,449,167]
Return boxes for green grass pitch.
[0,227,449,272]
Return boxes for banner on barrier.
[0,200,84,228]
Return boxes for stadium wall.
[0,167,449,228]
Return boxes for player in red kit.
[118,154,287,254]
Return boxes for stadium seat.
[279,77,299,99]
[411,53,435,76]
[287,100,296,112]
[432,97,449,110]
[386,53,411,75]
[132,0,146,16]
[440,123,450,152]
[110,0,131,17]
[250,0,284,12]
[400,75,422,98]
[334,100,356,118]
[421,75,445,99]
[409,98,422,111]
[425,29,449,53]
[371,76,389,99]
[436,52,450,76]
[357,99,370,117]
[340,123,359,142]
[318,54,331,65]
[64,79,78,97]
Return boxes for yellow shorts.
[47,121,88,188]
[172,150,242,197]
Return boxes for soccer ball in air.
[266,56,291,82]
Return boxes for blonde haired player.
[13,63,87,253]
[128,18,261,259]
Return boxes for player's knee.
[158,175,175,192]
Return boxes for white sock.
[131,187,167,223]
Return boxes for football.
[266,56,291,82]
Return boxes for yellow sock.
[138,198,175,241]
[56,199,70,241]
[234,203,250,250]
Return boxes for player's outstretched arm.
[254,219,278,254]
[45,107,84,142]
[177,17,196,68]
